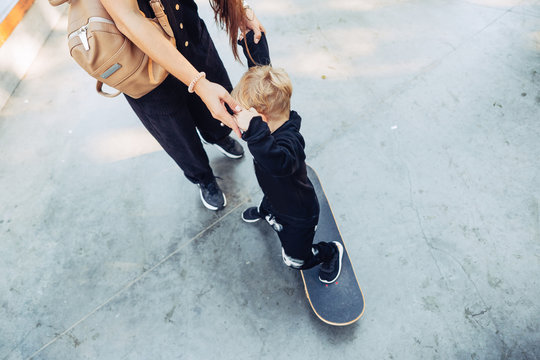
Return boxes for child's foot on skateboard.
[242,207,262,223]
[319,241,344,284]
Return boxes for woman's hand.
[194,78,242,137]
[235,107,260,132]
[241,7,266,44]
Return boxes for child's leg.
[241,196,272,223]
[262,214,343,283]
[258,196,272,218]
[276,224,335,270]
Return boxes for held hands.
[192,77,259,137]
[234,107,260,132]
[194,78,242,137]
[240,7,266,44]
[192,5,264,135]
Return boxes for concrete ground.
[1,0,539,359]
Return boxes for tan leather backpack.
[49,0,175,98]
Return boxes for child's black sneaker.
[241,207,262,223]
[319,241,344,284]
[198,178,226,210]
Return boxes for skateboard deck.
[301,165,365,326]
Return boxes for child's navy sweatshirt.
[242,111,319,226]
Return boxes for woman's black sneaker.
[319,242,344,284]
[213,136,244,159]
[241,207,262,223]
[198,179,226,210]
[197,130,244,159]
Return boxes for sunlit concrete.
[0,0,539,359]
[0,2,65,111]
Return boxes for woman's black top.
[137,0,202,52]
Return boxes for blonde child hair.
[232,66,293,122]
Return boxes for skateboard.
[301,165,365,326]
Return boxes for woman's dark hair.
[209,0,246,61]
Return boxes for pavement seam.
[391,121,510,351]
[24,198,248,360]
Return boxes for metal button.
[175,4,180,10]
[185,41,189,47]
[180,23,184,29]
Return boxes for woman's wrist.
[244,7,254,21]
[193,77,210,96]
[188,71,206,93]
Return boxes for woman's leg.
[186,19,235,144]
[124,75,216,185]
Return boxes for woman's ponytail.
[209,0,245,61]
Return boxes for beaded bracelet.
[188,71,206,93]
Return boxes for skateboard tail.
[301,273,365,326]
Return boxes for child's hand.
[234,107,259,132]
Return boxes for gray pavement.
[1,0,539,359]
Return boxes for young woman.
[99,0,266,210]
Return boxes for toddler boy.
[232,66,343,283]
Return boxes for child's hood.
[276,110,302,133]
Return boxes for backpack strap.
[149,0,175,38]
[96,81,122,98]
